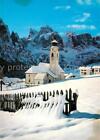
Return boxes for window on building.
[92,68,94,73]
[81,69,86,72]
[29,79,30,83]
[49,79,51,83]
[51,53,54,57]
[52,42,58,46]
[38,81,40,84]
[84,72,86,75]
[95,69,98,72]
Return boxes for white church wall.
[25,39,65,86]
[25,73,37,84]
[34,79,44,86]
[60,72,65,80]
[46,74,55,83]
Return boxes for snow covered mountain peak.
[0,19,100,77]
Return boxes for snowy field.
[1,77,26,91]
[0,76,100,140]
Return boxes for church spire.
[50,39,59,74]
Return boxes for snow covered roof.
[57,65,64,73]
[51,40,58,43]
[92,66,100,69]
[79,66,92,70]
[39,62,49,68]
[48,70,58,78]
[34,73,46,80]
[39,63,64,74]
[25,62,58,78]
[25,63,49,73]
[51,40,58,49]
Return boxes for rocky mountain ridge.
[0,19,100,77]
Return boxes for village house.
[92,66,100,75]
[79,66,100,76]
[25,40,65,86]
[79,66,92,76]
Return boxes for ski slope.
[0,76,100,140]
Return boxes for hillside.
[0,76,100,140]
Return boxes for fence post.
[73,93,78,110]
[53,90,55,97]
[65,90,68,101]
[43,92,46,101]
[63,103,69,115]
[49,91,52,96]
[60,90,64,95]
[47,91,49,101]
[32,92,34,97]
[56,90,59,95]
[69,88,72,113]
[69,88,72,101]
[29,93,31,98]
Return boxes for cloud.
[77,0,100,5]
[54,5,71,11]
[66,24,96,30]
[77,0,83,4]
[75,13,91,22]
[77,0,92,5]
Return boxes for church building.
[25,40,65,86]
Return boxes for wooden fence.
[0,88,78,115]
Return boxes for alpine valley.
[0,19,100,77]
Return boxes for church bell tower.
[50,40,59,74]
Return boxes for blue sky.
[0,0,100,37]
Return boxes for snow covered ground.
[1,77,26,91]
[0,76,100,140]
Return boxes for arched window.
[49,79,51,83]
[28,75,30,83]
[51,53,54,57]
[52,42,58,46]
[29,79,30,83]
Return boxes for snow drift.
[0,76,100,140]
